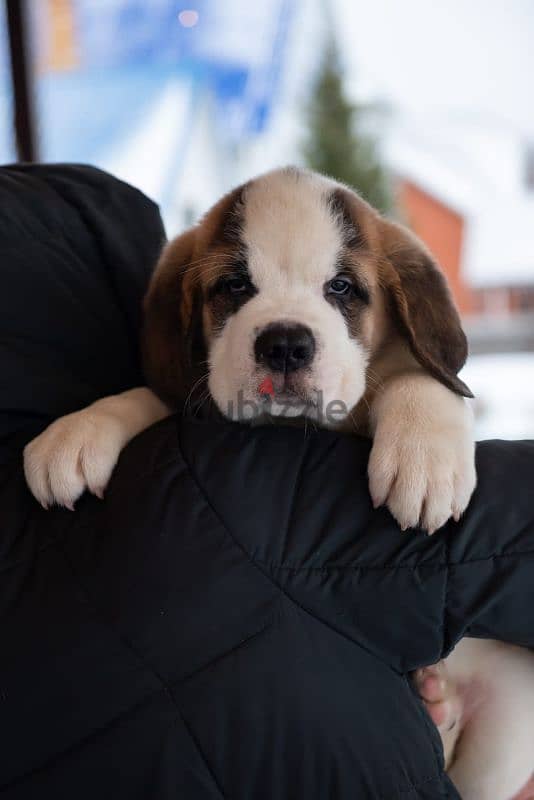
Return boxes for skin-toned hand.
[514,776,534,800]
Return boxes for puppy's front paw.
[24,404,126,509]
[368,377,476,534]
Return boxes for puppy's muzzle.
[254,323,315,373]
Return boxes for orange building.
[397,177,534,321]
[398,179,473,315]
[390,121,534,329]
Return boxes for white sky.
[332,0,534,138]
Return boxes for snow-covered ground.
[461,352,534,440]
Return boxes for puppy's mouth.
[257,374,318,410]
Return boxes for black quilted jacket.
[1,165,533,799]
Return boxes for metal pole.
[5,0,38,161]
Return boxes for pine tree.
[302,42,392,213]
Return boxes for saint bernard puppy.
[24,167,534,799]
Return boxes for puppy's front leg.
[24,388,171,509]
[367,372,476,533]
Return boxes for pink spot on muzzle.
[258,377,275,398]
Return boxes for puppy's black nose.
[254,323,315,373]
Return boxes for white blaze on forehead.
[241,168,343,289]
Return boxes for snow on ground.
[461,352,534,440]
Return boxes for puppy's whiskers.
[183,373,209,416]
[179,253,235,272]
[180,253,245,278]
[366,367,384,392]
[195,387,214,417]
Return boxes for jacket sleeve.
[180,423,534,674]
[444,440,534,653]
[0,163,165,457]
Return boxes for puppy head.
[143,167,471,426]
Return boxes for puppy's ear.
[142,229,207,409]
[379,218,473,398]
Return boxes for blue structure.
[24,0,295,166]
[0,0,296,228]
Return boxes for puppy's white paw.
[368,375,476,534]
[24,404,126,509]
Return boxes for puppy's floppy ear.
[142,228,206,409]
[379,218,473,398]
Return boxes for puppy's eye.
[328,277,352,295]
[226,277,249,294]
